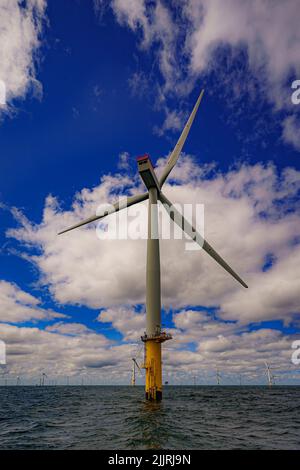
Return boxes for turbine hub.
[137,154,160,191]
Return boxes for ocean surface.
[0,386,299,450]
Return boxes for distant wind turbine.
[41,372,47,386]
[58,90,248,400]
[131,358,141,386]
[264,362,276,387]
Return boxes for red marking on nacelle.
[137,153,150,162]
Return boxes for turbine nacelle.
[58,88,248,291]
[137,154,160,192]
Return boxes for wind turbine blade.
[159,89,204,188]
[159,192,248,289]
[58,192,149,235]
[133,358,141,372]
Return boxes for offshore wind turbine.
[265,362,276,387]
[58,89,248,401]
[131,358,141,386]
[41,372,47,386]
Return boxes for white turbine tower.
[265,362,276,387]
[41,372,47,386]
[131,358,141,386]
[216,369,221,385]
[58,89,248,401]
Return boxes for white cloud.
[154,108,186,136]
[93,0,109,20]
[185,0,300,90]
[0,313,297,383]
[46,322,93,336]
[98,306,146,341]
[195,328,295,373]
[128,71,150,98]
[6,157,300,329]
[220,248,300,324]
[282,115,300,151]
[0,280,66,323]
[117,151,130,170]
[0,321,136,382]
[173,309,238,345]
[102,0,300,148]
[109,0,185,93]
[163,315,297,383]
[0,0,46,114]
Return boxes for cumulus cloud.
[195,328,295,375]
[98,306,146,341]
[173,309,239,345]
[169,310,295,380]
[163,310,297,383]
[101,0,300,147]
[0,280,67,323]
[282,115,300,151]
[108,0,186,94]
[0,0,46,114]
[185,0,300,97]
[6,156,300,329]
[46,322,93,336]
[0,314,297,383]
[0,321,139,383]
[153,108,186,136]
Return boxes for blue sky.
[0,0,300,385]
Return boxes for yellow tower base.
[142,332,172,401]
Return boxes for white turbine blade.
[133,358,141,372]
[159,192,248,289]
[58,192,149,235]
[159,89,204,188]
